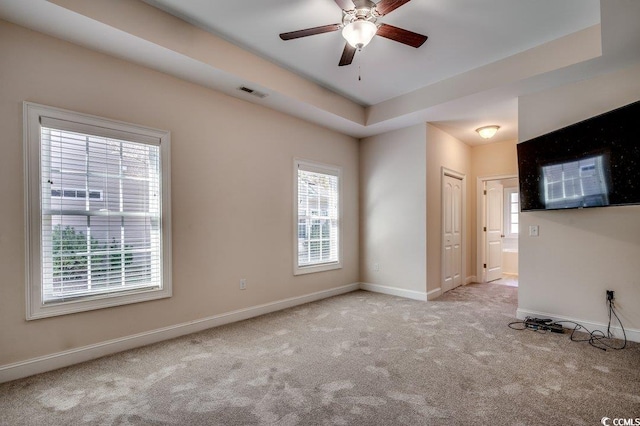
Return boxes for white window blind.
[41,125,161,302]
[24,103,171,319]
[294,160,341,274]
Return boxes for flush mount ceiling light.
[476,125,500,139]
[342,19,378,50]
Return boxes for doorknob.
[501,234,505,238]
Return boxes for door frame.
[476,174,518,282]
[441,167,467,291]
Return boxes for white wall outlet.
[374,263,380,272]
[240,279,247,290]
[529,225,539,237]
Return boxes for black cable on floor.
[507,298,627,351]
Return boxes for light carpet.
[1,283,638,425]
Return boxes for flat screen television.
[517,99,640,211]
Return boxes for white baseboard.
[465,276,477,285]
[0,283,360,384]
[359,282,427,301]
[359,282,441,301]
[426,287,442,300]
[516,308,640,343]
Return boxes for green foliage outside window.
[52,225,133,282]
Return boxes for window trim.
[23,102,172,320]
[293,158,343,276]
[503,187,519,239]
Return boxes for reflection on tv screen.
[542,155,609,209]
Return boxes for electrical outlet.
[529,225,539,237]
[240,279,247,290]
[374,263,379,272]
[606,290,614,301]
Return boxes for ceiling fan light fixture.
[342,20,378,49]
[476,125,500,139]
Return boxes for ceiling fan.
[279,0,428,66]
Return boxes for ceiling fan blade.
[339,43,357,66]
[375,0,411,16]
[334,0,355,10]
[376,23,427,48]
[279,24,342,40]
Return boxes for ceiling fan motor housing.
[353,0,378,11]
[343,0,379,27]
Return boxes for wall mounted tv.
[517,99,640,212]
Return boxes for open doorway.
[476,175,519,286]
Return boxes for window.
[24,102,172,319]
[51,188,103,201]
[294,159,342,275]
[504,187,519,238]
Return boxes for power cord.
[508,297,627,351]
[508,317,562,333]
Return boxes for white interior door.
[485,181,503,282]
[442,174,463,293]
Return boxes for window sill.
[294,262,342,276]
[26,286,171,320]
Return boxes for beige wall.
[518,62,640,333]
[471,140,518,178]
[360,123,514,297]
[426,124,472,293]
[359,125,427,295]
[0,20,359,366]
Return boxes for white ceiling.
[1,0,639,145]
[143,0,600,106]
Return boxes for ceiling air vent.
[237,86,268,99]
